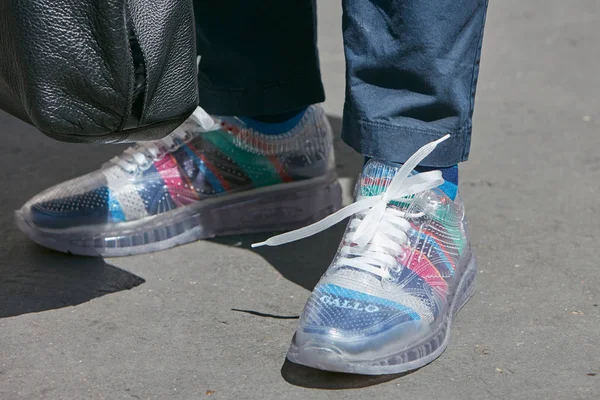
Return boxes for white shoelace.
[252,134,450,279]
[111,107,216,173]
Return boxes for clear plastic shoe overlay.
[254,135,477,374]
[16,172,342,257]
[16,104,341,256]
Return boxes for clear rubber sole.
[15,172,342,257]
[286,255,478,375]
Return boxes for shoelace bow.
[253,134,450,279]
[111,107,216,173]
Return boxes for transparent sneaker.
[254,136,476,375]
[16,105,342,256]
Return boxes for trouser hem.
[342,106,471,167]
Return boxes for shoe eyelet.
[381,275,397,290]
[138,159,153,172]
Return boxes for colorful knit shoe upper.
[254,136,475,374]
[22,105,335,229]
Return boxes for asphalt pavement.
[1,1,599,399]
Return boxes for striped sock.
[364,157,458,199]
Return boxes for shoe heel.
[210,176,343,236]
[453,256,478,316]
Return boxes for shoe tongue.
[359,159,422,194]
[358,160,416,211]
[356,160,432,211]
[358,160,398,197]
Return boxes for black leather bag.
[0,0,199,143]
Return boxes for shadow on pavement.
[0,240,145,319]
[0,112,144,319]
[213,221,345,291]
[231,308,299,319]
[281,359,413,389]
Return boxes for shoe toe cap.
[292,283,433,359]
[21,184,117,229]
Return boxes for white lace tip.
[251,241,267,248]
[435,134,451,144]
[192,107,214,130]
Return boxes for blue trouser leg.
[341,0,489,166]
